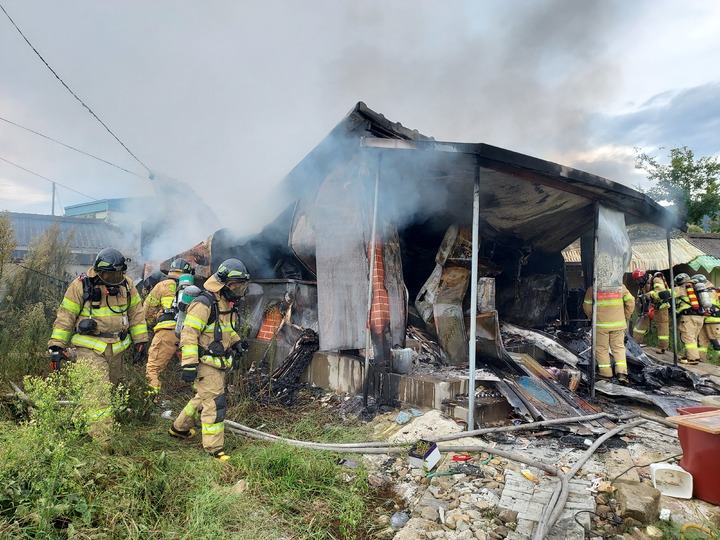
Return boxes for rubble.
[358,407,720,540]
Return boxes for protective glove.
[658,290,672,301]
[232,339,250,355]
[48,346,69,372]
[180,363,199,383]
[133,342,148,365]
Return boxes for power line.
[0,155,97,201]
[0,115,145,179]
[0,2,153,177]
[13,261,70,288]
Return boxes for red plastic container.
[676,406,720,504]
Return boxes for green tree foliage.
[0,224,74,378]
[1,223,74,321]
[635,146,720,230]
[0,211,16,284]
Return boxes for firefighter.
[48,247,148,440]
[674,273,705,364]
[583,284,635,384]
[692,274,720,361]
[143,257,194,401]
[168,258,250,462]
[631,268,672,353]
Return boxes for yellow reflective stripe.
[154,320,176,330]
[185,315,205,330]
[200,355,233,369]
[584,299,592,305]
[160,296,175,309]
[633,327,646,335]
[182,345,199,355]
[597,363,611,368]
[183,402,200,419]
[61,297,81,314]
[596,321,626,328]
[51,328,72,341]
[614,360,627,367]
[657,334,669,340]
[129,323,147,338]
[146,295,161,307]
[622,293,634,302]
[71,335,108,353]
[130,294,142,308]
[698,346,707,353]
[79,306,129,317]
[596,299,623,307]
[685,343,698,350]
[111,335,132,354]
[706,317,720,323]
[202,422,224,435]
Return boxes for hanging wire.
[13,262,70,288]
[0,155,97,201]
[0,115,145,178]
[0,2,153,177]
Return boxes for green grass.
[0,364,386,540]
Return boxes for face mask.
[99,270,124,286]
[222,281,248,301]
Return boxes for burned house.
[163,102,708,422]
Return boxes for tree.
[0,211,17,283]
[635,146,720,231]
[1,223,74,322]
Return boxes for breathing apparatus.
[175,277,201,337]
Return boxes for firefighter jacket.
[583,285,635,330]
[179,275,241,371]
[705,280,720,324]
[49,268,148,354]
[143,276,179,331]
[642,272,670,309]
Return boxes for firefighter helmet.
[675,273,691,286]
[691,274,708,283]
[215,258,250,283]
[169,257,193,274]
[632,268,646,281]
[94,248,128,286]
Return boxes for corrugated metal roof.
[689,254,720,273]
[562,238,705,270]
[8,212,127,253]
[687,233,720,258]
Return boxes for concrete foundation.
[301,351,512,426]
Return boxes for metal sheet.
[433,266,470,364]
[314,157,371,350]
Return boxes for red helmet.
[632,268,646,281]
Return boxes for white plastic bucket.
[649,463,693,499]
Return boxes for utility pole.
[51,182,56,216]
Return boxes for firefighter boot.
[169,425,196,439]
[211,449,230,462]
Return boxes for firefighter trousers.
[678,315,705,361]
[172,363,227,454]
[595,328,627,377]
[145,329,179,390]
[75,344,123,442]
[698,322,720,361]
[632,307,670,349]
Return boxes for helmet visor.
[99,270,125,286]
[226,280,249,298]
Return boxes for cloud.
[0,177,50,209]
[591,82,720,157]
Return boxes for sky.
[1,0,720,259]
